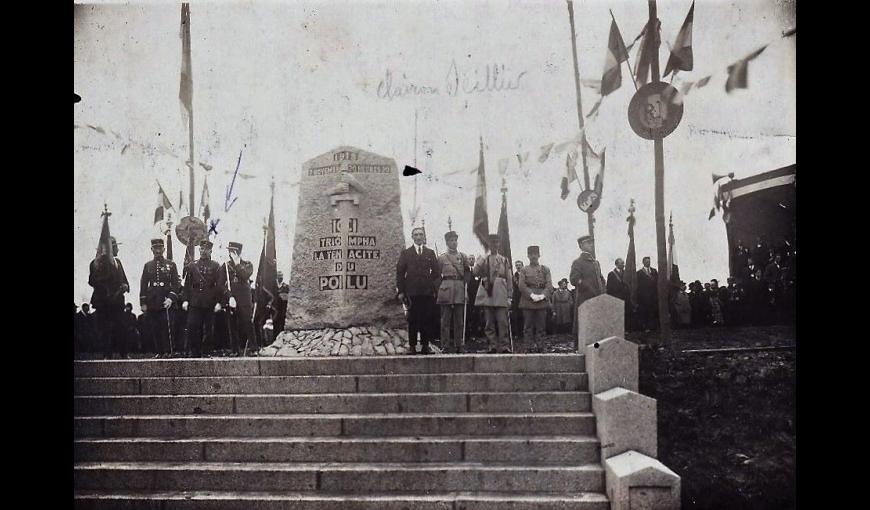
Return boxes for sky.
[74,0,796,312]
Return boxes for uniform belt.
[153,282,166,287]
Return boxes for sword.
[166,307,174,356]
[461,282,467,352]
[507,308,514,353]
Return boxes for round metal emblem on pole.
[628,82,684,140]
[176,216,207,246]
[577,189,601,213]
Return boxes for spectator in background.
[723,277,744,327]
[551,278,574,334]
[77,304,97,354]
[635,256,658,332]
[511,260,524,340]
[672,282,692,328]
[606,258,634,331]
[123,303,140,355]
[709,280,724,326]
[764,254,783,287]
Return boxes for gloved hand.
[214,303,222,313]
[120,284,129,293]
[163,298,173,309]
[182,301,189,311]
[229,296,237,308]
[141,304,148,313]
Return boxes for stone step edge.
[74,371,587,380]
[75,391,589,398]
[76,412,596,419]
[75,461,605,471]
[75,435,599,443]
[74,489,609,502]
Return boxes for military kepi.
[577,235,594,246]
[228,241,243,252]
[444,231,458,241]
[527,245,540,256]
[199,239,213,248]
[151,238,164,248]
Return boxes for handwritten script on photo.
[376,59,528,101]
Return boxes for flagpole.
[566,0,595,256]
[647,0,672,345]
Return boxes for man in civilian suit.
[606,258,634,331]
[396,227,440,355]
[636,256,658,332]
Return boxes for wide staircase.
[74,354,609,509]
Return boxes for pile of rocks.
[258,327,442,357]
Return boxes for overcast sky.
[74,0,795,312]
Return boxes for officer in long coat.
[436,231,471,353]
[88,237,129,358]
[518,245,553,352]
[218,241,255,355]
[182,239,225,357]
[396,227,440,354]
[473,233,513,353]
[569,235,606,334]
[140,238,181,357]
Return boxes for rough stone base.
[258,327,442,357]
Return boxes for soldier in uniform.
[88,237,129,358]
[473,233,513,353]
[182,239,225,357]
[274,271,290,337]
[139,238,181,357]
[436,231,471,354]
[569,235,606,324]
[396,227,439,355]
[218,242,255,356]
[518,245,553,353]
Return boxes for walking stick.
[224,260,236,356]
[166,307,174,356]
[507,307,514,353]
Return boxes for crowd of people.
[75,230,795,359]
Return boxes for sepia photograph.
[74,0,796,508]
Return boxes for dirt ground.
[470,324,796,510]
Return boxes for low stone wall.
[258,327,442,357]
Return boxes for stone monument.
[260,146,425,357]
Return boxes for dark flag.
[664,2,695,77]
[96,206,116,269]
[179,3,193,122]
[634,19,661,88]
[601,15,630,96]
[560,151,578,200]
[254,193,278,331]
[667,213,677,281]
[725,46,768,93]
[497,187,512,267]
[472,137,490,248]
[166,231,174,261]
[625,202,638,307]
[199,176,210,225]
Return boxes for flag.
[497,189,512,268]
[561,151,578,200]
[709,172,735,220]
[199,176,211,224]
[254,194,279,330]
[473,137,490,248]
[601,16,630,96]
[695,75,712,88]
[586,98,603,119]
[166,231,174,261]
[96,207,116,268]
[726,46,767,93]
[667,214,676,280]
[634,19,660,88]
[538,143,555,163]
[625,205,638,307]
[154,183,174,224]
[593,147,606,197]
[664,2,695,77]
[179,3,193,122]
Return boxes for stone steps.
[74,435,600,464]
[74,489,611,510]
[73,354,608,507]
[74,461,605,493]
[73,391,591,415]
[75,412,597,438]
[74,372,588,395]
[73,354,585,377]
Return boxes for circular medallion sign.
[628,82,684,140]
[175,216,207,246]
[577,189,601,213]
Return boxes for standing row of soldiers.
[397,228,606,354]
[85,236,268,358]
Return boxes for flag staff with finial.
[448,215,453,232]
